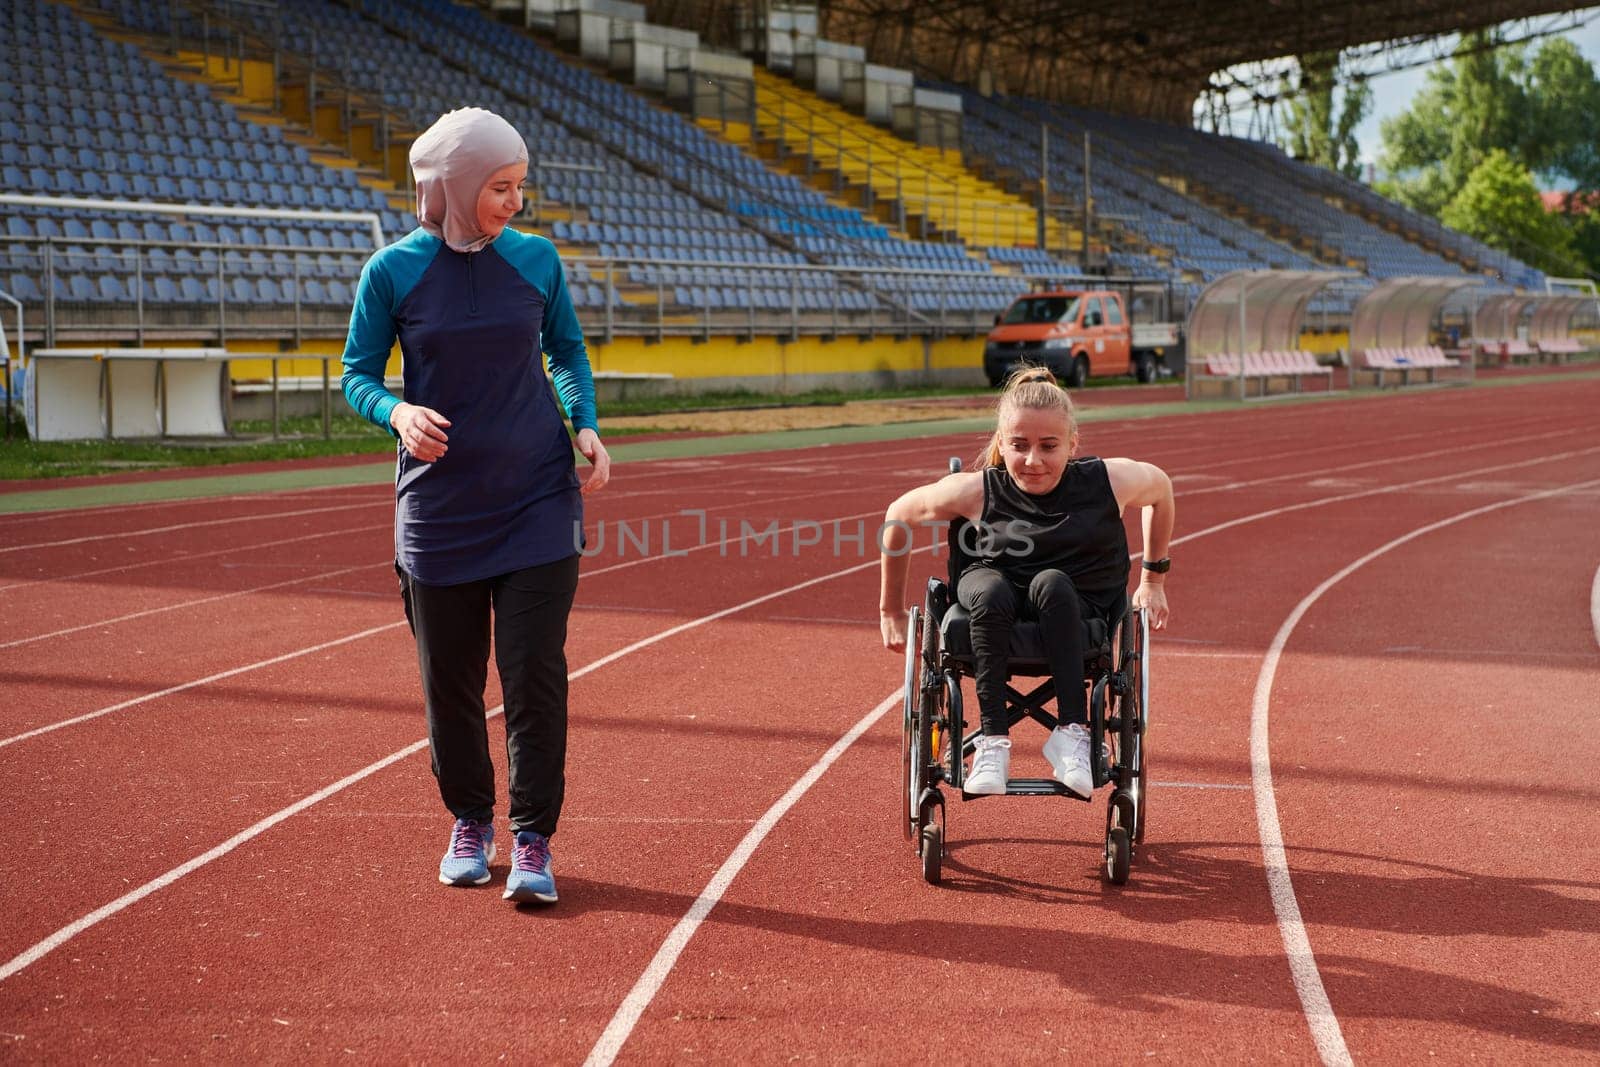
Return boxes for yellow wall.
[588,333,971,380]
[226,338,351,382]
[222,334,981,387]
[1297,331,1348,355]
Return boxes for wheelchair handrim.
[900,606,920,841]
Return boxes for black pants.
[397,554,580,838]
[956,566,1125,736]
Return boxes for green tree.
[1526,38,1600,192]
[1280,51,1371,178]
[1567,211,1600,277]
[1439,149,1574,272]
[1377,31,1531,215]
[1378,32,1600,211]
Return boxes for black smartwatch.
[1141,557,1171,574]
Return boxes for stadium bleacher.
[0,0,1556,367]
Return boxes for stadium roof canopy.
[662,0,1590,122]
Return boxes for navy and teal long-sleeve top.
[341,227,597,585]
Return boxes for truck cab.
[983,286,1176,387]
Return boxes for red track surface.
[2,379,1598,1063]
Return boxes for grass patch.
[0,376,1182,481]
[0,386,979,480]
[0,413,397,480]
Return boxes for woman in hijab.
[342,107,610,905]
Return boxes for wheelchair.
[900,461,1151,886]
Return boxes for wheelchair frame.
[899,533,1151,887]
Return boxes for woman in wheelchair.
[879,366,1174,797]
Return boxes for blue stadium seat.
[96,275,129,302]
[7,274,46,303]
[66,275,96,301]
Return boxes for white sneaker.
[1043,723,1094,796]
[964,735,1011,795]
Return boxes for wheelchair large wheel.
[1130,610,1150,844]
[900,605,922,841]
[918,594,942,789]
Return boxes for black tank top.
[965,457,1129,593]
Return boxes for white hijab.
[410,107,529,253]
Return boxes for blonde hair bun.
[1009,366,1058,387]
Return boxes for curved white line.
[0,736,432,984]
[6,437,1596,1026]
[1591,565,1600,650]
[0,622,405,750]
[0,522,388,596]
[1251,473,1600,1066]
[0,501,378,554]
[0,549,907,982]
[584,689,901,1067]
[0,510,885,750]
[583,446,1600,1064]
[0,561,383,651]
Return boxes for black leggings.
[397,554,580,837]
[956,566,1125,736]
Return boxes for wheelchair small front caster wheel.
[1104,825,1130,884]
[1104,791,1134,885]
[917,794,943,884]
[921,823,943,885]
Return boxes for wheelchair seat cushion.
[939,602,1109,674]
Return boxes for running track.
[1,377,1598,1063]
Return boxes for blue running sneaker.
[503,830,557,903]
[439,818,495,886]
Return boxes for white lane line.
[1591,566,1600,651]
[563,825,761,831]
[0,550,914,982]
[0,481,388,527]
[0,622,404,751]
[1155,781,1251,790]
[584,447,1600,1063]
[0,522,388,596]
[0,736,429,984]
[0,561,385,651]
[584,689,901,1067]
[6,442,1594,1005]
[1181,425,1578,498]
[1250,473,1600,1067]
[1381,644,1600,661]
[2,496,885,641]
[0,512,884,749]
[0,501,380,554]
[1170,443,1600,554]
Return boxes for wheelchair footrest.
[960,777,1088,801]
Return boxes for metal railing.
[0,288,21,438]
[1,234,1077,345]
[0,236,372,347]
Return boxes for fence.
[0,235,1100,347]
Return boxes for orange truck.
[982,287,1180,387]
